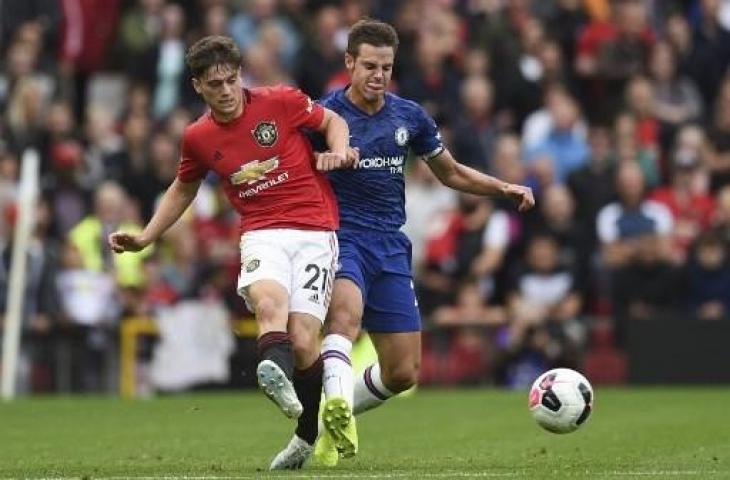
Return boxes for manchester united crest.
[253,121,278,147]
[246,259,260,272]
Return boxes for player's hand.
[108,232,149,253]
[315,151,348,171]
[345,146,360,168]
[503,183,535,212]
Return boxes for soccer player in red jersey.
[108,36,352,461]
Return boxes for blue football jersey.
[319,88,444,232]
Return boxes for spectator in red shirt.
[59,0,122,123]
[650,147,716,261]
[575,0,655,120]
[625,76,660,151]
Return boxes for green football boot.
[313,427,339,467]
[321,397,358,459]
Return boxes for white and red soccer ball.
[528,368,594,434]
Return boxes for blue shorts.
[336,227,421,332]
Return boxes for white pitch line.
[0,475,516,480]
[4,472,725,480]
[25,474,518,480]
[603,472,722,477]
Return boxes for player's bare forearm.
[450,163,508,195]
[314,108,352,170]
[428,149,535,211]
[319,108,349,157]
[139,177,201,245]
[109,177,200,253]
[428,150,506,195]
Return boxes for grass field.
[0,388,728,479]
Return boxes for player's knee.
[383,362,420,393]
[290,324,318,359]
[326,307,361,341]
[253,296,284,328]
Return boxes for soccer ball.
[528,368,593,434]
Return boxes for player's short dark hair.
[346,19,399,57]
[185,35,243,78]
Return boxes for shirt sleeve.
[411,105,444,159]
[177,131,208,182]
[279,86,325,130]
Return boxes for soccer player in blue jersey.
[270,19,534,469]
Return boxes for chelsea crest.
[395,126,409,147]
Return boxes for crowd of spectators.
[1,0,730,393]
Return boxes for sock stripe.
[364,365,388,401]
[258,331,289,343]
[257,331,290,358]
[257,336,289,354]
[322,350,352,366]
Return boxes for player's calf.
[380,361,419,393]
[293,356,323,444]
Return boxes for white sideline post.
[1,149,39,400]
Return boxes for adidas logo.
[308,293,320,303]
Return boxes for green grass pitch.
[0,388,728,479]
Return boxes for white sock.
[321,334,354,406]
[353,363,394,415]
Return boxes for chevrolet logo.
[229,156,280,185]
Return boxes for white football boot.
[256,360,303,419]
[269,435,314,470]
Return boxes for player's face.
[346,44,394,104]
[193,64,243,121]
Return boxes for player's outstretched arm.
[426,149,535,212]
[314,108,352,170]
[108,177,202,253]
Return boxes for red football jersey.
[178,85,339,233]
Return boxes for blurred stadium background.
[1,0,730,400]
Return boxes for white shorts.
[237,229,338,323]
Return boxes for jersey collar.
[340,85,389,118]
